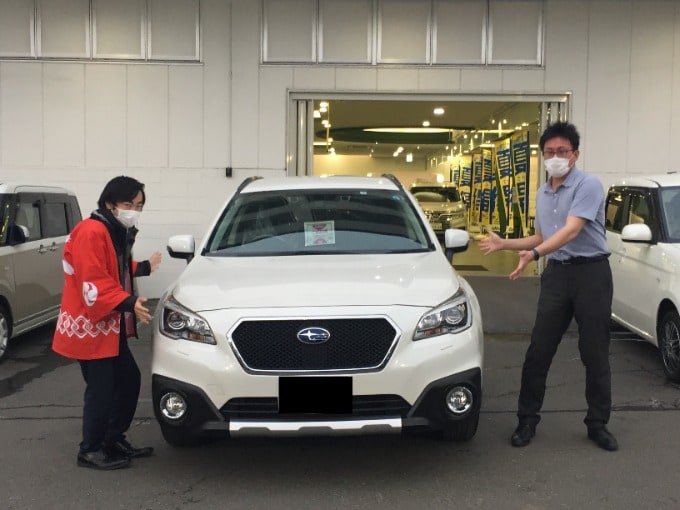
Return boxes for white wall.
[2,0,680,296]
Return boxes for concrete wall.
[2,0,680,296]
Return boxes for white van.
[0,183,82,361]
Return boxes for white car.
[606,174,680,382]
[151,175,483,446]
[410,183,467,233]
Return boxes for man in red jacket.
[53,176,162,470]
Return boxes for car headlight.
[160,295,216,344]
[413,287,471,340]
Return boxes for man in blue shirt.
[479,121,617,451]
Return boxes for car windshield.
[661,186,680,240]
[204,188,433,256]
[411,187,461,202]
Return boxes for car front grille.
[220,395,411,418]
[230,318,398,373]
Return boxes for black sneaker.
[587,427,618,451]
[105,438,154,459]
[77,450,131,470]
[510,423,535,447]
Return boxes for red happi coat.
[52,218,139,360]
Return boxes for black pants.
[78,337,141,453]
[517,258,613,429]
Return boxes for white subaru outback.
[151,175,483,446]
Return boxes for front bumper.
[152,368,481,437]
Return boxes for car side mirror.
[443,228,470,261]
[167,234,195,263]
[8,224,28,245]
[621,223,653,243]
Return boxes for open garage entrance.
[288,94,569,276]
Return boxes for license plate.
[431,222,442,230]
[279,376,352,414]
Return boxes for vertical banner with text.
[472,153,483,224]
[458,155,473,207]
[481,149,493,225]
[511,131,530,236]
[494,138,513,235]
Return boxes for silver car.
[0,183,82,361]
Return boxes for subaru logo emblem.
[297,327,331,344]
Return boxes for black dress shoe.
[588,427,618,451]
[77,450,131,470]
[106,438,154,459]
[511,423,535,447]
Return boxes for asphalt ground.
[1,279,679,510]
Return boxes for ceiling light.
[364,127,450,134]
[433,107,445,115]
[406,153,413,163]
[313,110,321,118]
[397,146,404,153]
[422,120,430,127]
[319,101,329,108]
[319,106,327,113]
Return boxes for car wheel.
[0,305,10,362]
[659,311,680,383]
[439,409,480,442]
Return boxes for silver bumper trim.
[228,418,402,436]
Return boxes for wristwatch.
[531,248,540,260]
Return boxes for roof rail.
[381,173,405,192]
[235,176,262,195]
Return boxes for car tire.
[0,304,11,362]
[658,311,680,383]
[439,409,480,442]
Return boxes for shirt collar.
[547,166,580,190]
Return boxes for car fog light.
[160,392,187,420]
[445,386,473,415]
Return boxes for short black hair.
[97,176,146,209]
[539,121,580,151]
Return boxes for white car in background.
[409,183,467,234]
[605,174,680,382]
[151,175,483,446]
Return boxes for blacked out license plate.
[278,376,352,414]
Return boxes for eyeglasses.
[542,149,574,158]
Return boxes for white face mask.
[544,157,571,179]
[115,209,141,229]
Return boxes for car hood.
[416,201,465,211]
[170,252,460,311]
